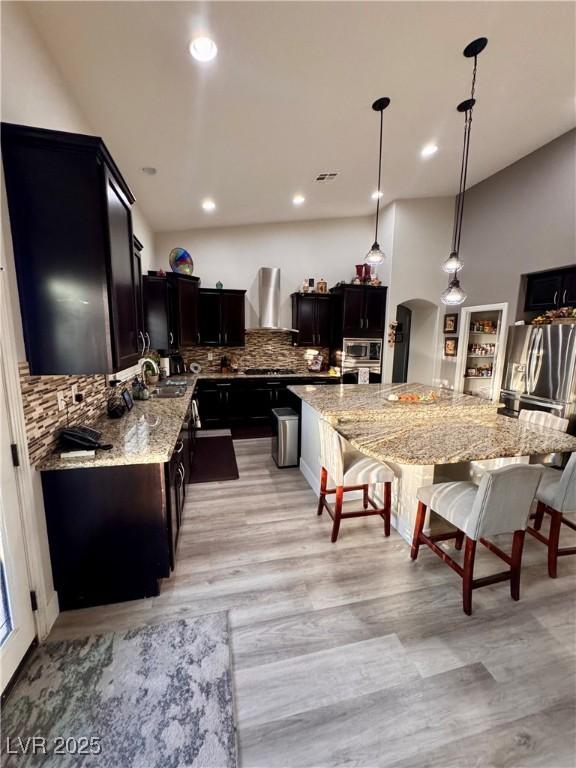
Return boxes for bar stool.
[527,452,576,578]
[317,419,394,543]
[411,464,542,615]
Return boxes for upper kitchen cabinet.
[143,273,200,351]
[331,284,387,338]
[524,267,576,312]
[291,293,332,347]
[198,289,246,346]
[1,123,141,374]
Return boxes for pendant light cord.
[451,54,478,256]
[374,107,384,244]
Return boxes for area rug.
[190,435,239,484]
[2,613,237,768]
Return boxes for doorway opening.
[392,299,439,385]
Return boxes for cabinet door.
[196,386,228,426]
[176,277,199,347]
[295,295,317,346]
[315,296,332,346]
[342,287,366,336]
[143,277,170,350]
[106,174,140,370]
[222,292,245,346]
[561,270,576,306]
[198,291,222,345]
[132,241,144,353]
[228,385,272,422]
[364,287,387,335]
[525,272,563,311]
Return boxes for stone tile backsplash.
[180,329,329,373]
[18,363,109,465]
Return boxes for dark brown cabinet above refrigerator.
[198,289,246,346]
[143,273,200,352]
[1,123,142,375]
[524,267,576,312]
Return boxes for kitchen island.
[288,383,576,542]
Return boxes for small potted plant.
[142,350,161,385]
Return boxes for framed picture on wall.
[444,337,458,357]
[443,313,459,334]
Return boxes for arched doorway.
[392,299,439,385]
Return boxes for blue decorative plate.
[169,247,194,275]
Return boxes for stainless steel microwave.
[342,338,383,368]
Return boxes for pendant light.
[365,97,391,265]
[441,37,488,306]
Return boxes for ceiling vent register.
[314,172,339,183]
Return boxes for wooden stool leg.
[462,537,477,616]
[547,509,562,578]
[410,501,427,560]
[510,530,525,601]
[384,481,391,537]
[331,486,344,543]
[317,467,327,516]
[455,531,464,551]
[363,484,369,510]
[533,500,546,531]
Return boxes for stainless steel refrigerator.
[500,324,576,433]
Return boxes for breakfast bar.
[288,383,576,542]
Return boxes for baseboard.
[37,590,59,641]
[299,457,319,494]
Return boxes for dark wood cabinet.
[41,463,171,610]
[1,122,140,374]
[331,284,387,339]
[166,440,185,570]
[291,293,332,347]
[524,267,576,312]
[132,237,146,354]
[198,289,246,346]
[143,274,200,352]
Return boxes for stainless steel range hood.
[258,267,297,332]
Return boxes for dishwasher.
[271,408,299,468]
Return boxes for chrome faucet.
[140,357,159,377]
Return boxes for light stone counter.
[289,383,576,544]
[37,379,198,471]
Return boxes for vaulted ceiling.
[25,1,575,232]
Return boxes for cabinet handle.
[365,317,369,329]
[562,289,567,304]
[175,440,184,454]
[145,332,151,352]
[197,331,200,344]
[553,291,558,306]
[138,331,145,354]
[169,331,174,346]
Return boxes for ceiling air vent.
[314,172,339,183]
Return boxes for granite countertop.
[288,382,499,423]
[37,380,198,472]
[196,371,338,380]
[289,382,576,464]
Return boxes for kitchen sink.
[152,387,186,398]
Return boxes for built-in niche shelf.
[454,303,509,401]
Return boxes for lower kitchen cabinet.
[41,453,185,610]
[196,377,341,428]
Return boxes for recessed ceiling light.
[202,198,216,212]
[371,190,383,200]
[292,194,305,206]
[141,166,157,175]
[421,143,438,158]
[189,37,218,62]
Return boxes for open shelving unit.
[454,303,509,401]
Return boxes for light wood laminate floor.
[51,438,576,767]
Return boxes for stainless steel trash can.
[271,408,299,468]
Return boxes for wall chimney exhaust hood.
[258,267,297,332]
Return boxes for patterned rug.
[2,613,237,768]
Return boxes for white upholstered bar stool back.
[412,464,542,614]
[317,418,395,543]
[519,409,569,468]
[528,452,576,577]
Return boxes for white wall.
[459,129,575,317]
[154,214,392,330]
[382,197,454,384]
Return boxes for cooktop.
[244,367,296,376]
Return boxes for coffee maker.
[169,353,185,375]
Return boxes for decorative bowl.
[169,247,194,275]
